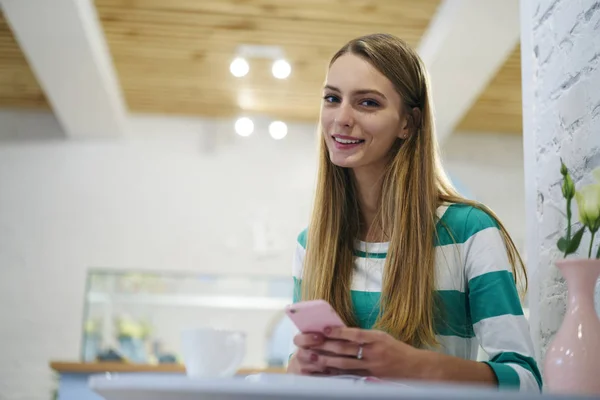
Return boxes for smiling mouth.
[331,135,365,151]
[333,136,365,145]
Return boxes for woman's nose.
[334,104,354,128]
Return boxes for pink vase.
[543,259,600,395]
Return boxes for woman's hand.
[289,327,498,386]
[307,326,424,379]
[287,332,330,375]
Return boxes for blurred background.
[0,0,528,398]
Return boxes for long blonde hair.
[301,33,526,348]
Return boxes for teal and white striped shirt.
[292,203,542,391]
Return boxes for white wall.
[0,110,317,399]
[520,0,600,363]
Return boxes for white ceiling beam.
[0,0,127,137]
[418,0,520,142]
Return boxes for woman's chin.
[329,155,359,169]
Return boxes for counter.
[50,361,285,400]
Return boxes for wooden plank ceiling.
[0,12,49,109]
[0,0,524,133]
[456,45,522,134]
[95,0,441,121]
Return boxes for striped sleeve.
[463,208,542,392]
[292,229,307,303]
[289,229,307,361]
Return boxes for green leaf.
[566,226,586,255]
[557,237,568,252]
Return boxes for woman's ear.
[398,107,421,139]
[399,116,410,139]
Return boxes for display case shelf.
[81,269,295,369]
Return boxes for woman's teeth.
[334,137,363,144]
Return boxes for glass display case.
[81,269,295,369]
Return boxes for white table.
[89,373,594,400]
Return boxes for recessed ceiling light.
[235,117,254,137]
[230,57,249,78]
[272,59,291,79]
[269,121,288,140]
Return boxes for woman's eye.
[323,95,340,103]
[360,99,380,107]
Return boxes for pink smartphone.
[285,299,346,333]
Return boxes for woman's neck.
[351,164,386,242]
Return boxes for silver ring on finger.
[356,344,364,360]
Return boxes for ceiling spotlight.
[235,117,254,137]
[269,121,288,140]
[230,57,249,78]
[272,59,291,79]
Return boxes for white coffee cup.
[180,328,246,378]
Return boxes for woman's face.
[320,53,409,171]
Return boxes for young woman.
[287,33,541,392]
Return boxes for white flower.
[592,167,600,183]
[575,184,600,233]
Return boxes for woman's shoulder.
[436,202,499,245]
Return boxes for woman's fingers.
[294,347,317,363]
[324,326,384,344]
[292,347,373,377]
[293,332,325,349]
[312,339,363,358]
[294,348,327,375]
